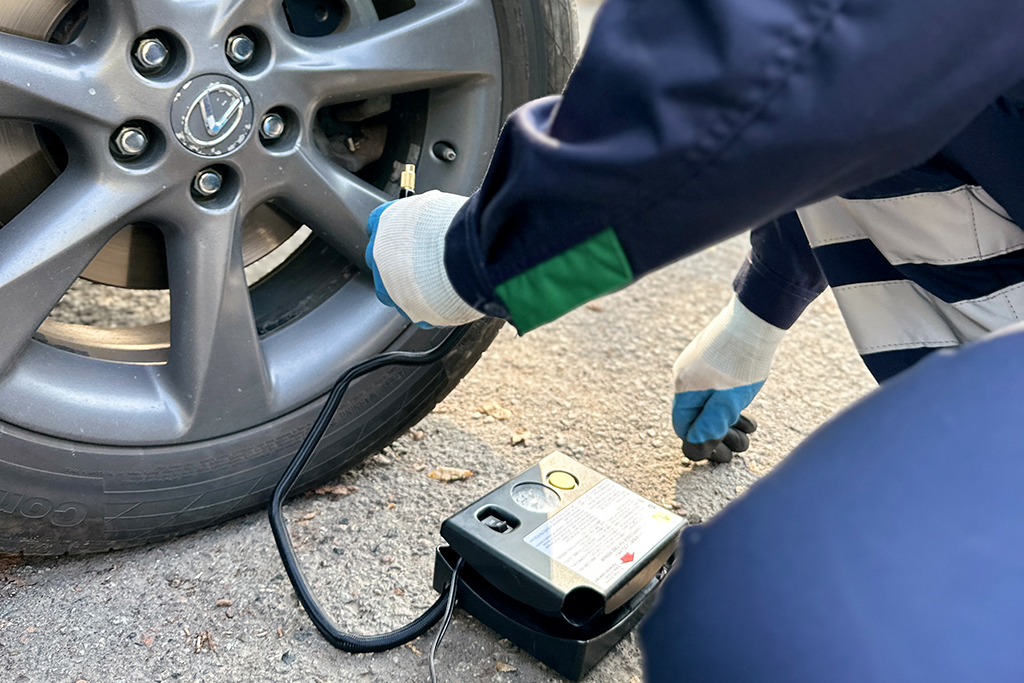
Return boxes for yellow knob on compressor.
[547,471,578,490]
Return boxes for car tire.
[0,0,578,556]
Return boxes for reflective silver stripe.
[832,280,1024,354]
[798,186,1023,265]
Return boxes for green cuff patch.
[495,228,633,333]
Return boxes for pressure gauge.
[511,482,561,513]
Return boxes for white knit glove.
[672,296,786,446]
[365,191,484,327]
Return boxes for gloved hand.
[365,191,484,328]
[681,414,758,464]
[672,295,786,462]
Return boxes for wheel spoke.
[90,0,189,33]
[276,146,389,265]
[208,0,283,28]
[0,32,118,130]
[163,203,272,436]
[0,170,158,375]
[276,0,500,104]
[94,0,277,35]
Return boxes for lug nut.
[226,34,255,66]
[114,126,148,157]
[260,113,286,140]
[433,141,457,163]
[193,169,223,197]
[134,37,169,73]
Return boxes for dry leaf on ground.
[194,630,215,653]
[511,427,532,446]
[313,484,356,496]
[496,661,517,672]
[479,400,513,420]
[428,466,474,482]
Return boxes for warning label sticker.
[524,478,681,590]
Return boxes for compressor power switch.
[477,507,518,534]
[482,514,509,533]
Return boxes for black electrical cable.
[429,557,463,683]
[269,325,470,653]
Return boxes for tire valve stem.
[399,164,416,198]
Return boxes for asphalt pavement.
[0,4,879,681]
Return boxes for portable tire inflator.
[268,167,686,681]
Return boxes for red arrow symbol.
[620,552,634,564]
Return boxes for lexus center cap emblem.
[171,74,254,157]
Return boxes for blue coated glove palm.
[673,385,762,443]
[672,297,785,463]
[366,200,405,316]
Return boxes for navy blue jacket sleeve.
[444,0,1024,330]
[734,213,826,330]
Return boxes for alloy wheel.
[0,0,502,445]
